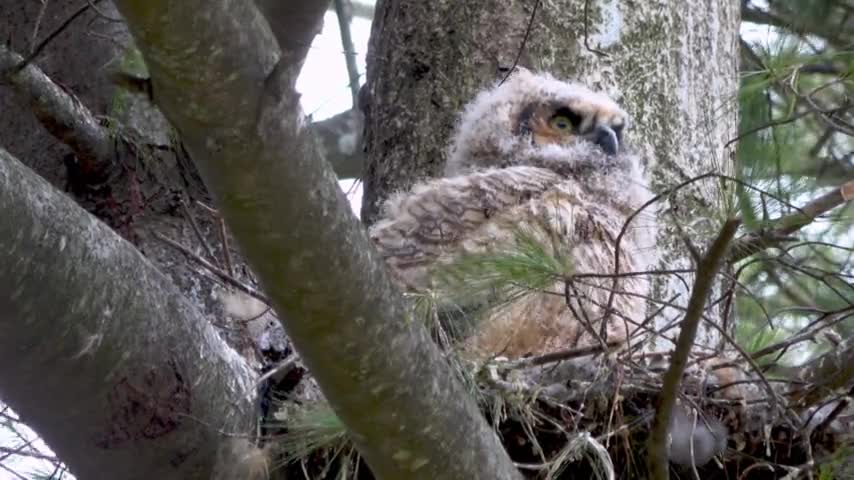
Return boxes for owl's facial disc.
[515,101,627,155]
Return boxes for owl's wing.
[369,166,564,291]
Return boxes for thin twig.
[219,217,235,277]
[333,0,361,107]
[29,1,50,54]
[12,1,102,74]
[647,219,739,480]
[499,0,540,85]
[181,199,219,266]
[0,445,59,463]
[582,0,607,57]
[497,342,620,371]
[153,232,270,304]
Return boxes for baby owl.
[369,68,654,359]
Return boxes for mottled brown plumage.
[370,68,655,359]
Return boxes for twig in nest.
[181,199,219,266]
[497,342,620,371]
[219,217,235,277]
[153,232,270,304]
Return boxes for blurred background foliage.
[734,0,853,365]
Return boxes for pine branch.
[729,178,854,263]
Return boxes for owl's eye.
[549,107,582,131]
[549,115,573,131]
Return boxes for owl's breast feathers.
[370,166,564,291]
[369,161,649,357]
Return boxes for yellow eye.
[549,115,573,131]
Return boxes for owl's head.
[445,68,629,176]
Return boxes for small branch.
[153,232,270,305]
[12,1,102,73]
[499,0,540,85]
[729,179,854,263]
[219,218,235,277]
[750,306,854,363]
[181,200,219,266]
[789,336,854,408]
[0,445,59,463]
[647,219,740,480]
[327,0,374,19]
[497,342,621,371]
[29,1,50,53]
[334,0,361,107]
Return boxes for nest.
[261,339,852,479]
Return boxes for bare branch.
[790,337,854,408]
[0,44,114,181]
[647,219,740,480]
[334,0,361,107]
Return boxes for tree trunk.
[362,0,739,345]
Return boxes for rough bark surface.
[0,0,129,186]
[113,0,521,478]
[0,2,287,356]
[0,147,257,480]
[362,0,739,345]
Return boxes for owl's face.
[515,99,626,156]
[446,68,630,176]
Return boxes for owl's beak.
[587,126,619,155]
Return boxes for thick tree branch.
[647,219,740,480]
[112,1,520,478]
[0,45,114,181]
[0,147,257,480]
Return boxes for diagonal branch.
[647,219,740,480]
[0,147,257,480]
[729,178,854,263]
[111,1,520,479]
[0,44,115,182]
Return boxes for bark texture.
[0,3,288,357]
[0,147,257,480]
[0,0,129,186]
[112,1,520,478]
[362,0,739,345]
